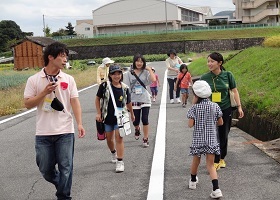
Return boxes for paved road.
[0,61,279,200]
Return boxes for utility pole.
[165,0,167,33]
[43,14,46,37]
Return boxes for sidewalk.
[233,127,280,164]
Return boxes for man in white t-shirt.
[24,42,85,199]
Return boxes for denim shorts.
[180,88,189,94]
[104,123,118,132]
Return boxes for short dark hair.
[43,42,69,66]
[167,49,177,56]
[132,53,146,70]
[179,63,188,73]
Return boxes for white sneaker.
[111,152,117,163]
[152,97,156,102]
[116,161,124,173]
[210,189,223,199]
[170,99,174,104]
[143,138,149,148]
[188,177,198,190]
[176,98,181,103]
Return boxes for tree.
[43,25,52,37]
[0,20,24,40]
[65,22,76,35]
[23,32,34,37]
[52,28,67,37]
[0,33,9,52]
[0,20,24,52]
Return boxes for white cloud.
[0,0,235,36]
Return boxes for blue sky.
[0,0,235,36]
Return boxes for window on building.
[181,9,199,22]
[85,27,90,31]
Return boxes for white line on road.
[1,69,168,198]
[147,70,167,200]
[0,84,98,125]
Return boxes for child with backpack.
[174,64,192,107]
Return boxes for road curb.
[232,127,280,164]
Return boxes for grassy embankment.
[188,45,280,125]
[0,28,279,118]
[62,26,280,46]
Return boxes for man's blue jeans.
[35,133,75,200]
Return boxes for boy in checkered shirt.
[187,80,224,199]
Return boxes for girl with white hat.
[187,80,224,199]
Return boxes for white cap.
[102,57,114,66]
[192,80,212,98]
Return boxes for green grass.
[0,70,35,90]
[188,47,280,124]
[62,27,280,47]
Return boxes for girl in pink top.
[175,64,193,107]
[150,67,160,102]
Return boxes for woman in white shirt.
[165,49,183,104]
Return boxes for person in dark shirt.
[95,65,135,173]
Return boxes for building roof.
[11,36,77,54]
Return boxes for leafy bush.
[263,36,280,47]
[0,51,13,57]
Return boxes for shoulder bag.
[177,72,187,89]
[107,81,131,137]
[227,72,238,109]
[96,82,107,140]
[130,69,152,97]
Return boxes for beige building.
[232,0,280,24]
[75,0,212,37]
[75,20,94,38]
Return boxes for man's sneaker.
[210,189,223,199]
[219,159,226,168]
[176,98,181,103]
[170,99,174,104]
[143,138,149,147]
[116,161,124,173]
[135,127,141,140]
[214,163,220,171]
[188,177,199,190]
[111,152,117,163]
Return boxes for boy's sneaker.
[170,99,174,104]
[111,152,117,163]
[188,177,199,190]
[210,189,223,199]
[116,161,124,173]
[176,98,181,103]
[143,138,149,147]
[219,159,226,168]
[135,127,141,140]
[214,163,220,171]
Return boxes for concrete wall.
[68,37,264,60]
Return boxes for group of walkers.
[23,41,244,199]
